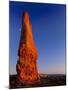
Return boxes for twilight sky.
[9,1,66,75]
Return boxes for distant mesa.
[16,12,40,85]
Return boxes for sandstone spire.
[16,12,40,85]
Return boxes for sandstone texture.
[16,12,40,85]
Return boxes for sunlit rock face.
[16,12,40,85]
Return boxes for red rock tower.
[16,12,40,85]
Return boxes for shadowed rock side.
[16,12,40,85]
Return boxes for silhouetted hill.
[9,74,66,89]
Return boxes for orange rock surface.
[16,12,40,85]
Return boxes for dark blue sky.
[9,1,66,75]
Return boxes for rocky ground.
[9,74,66,89]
